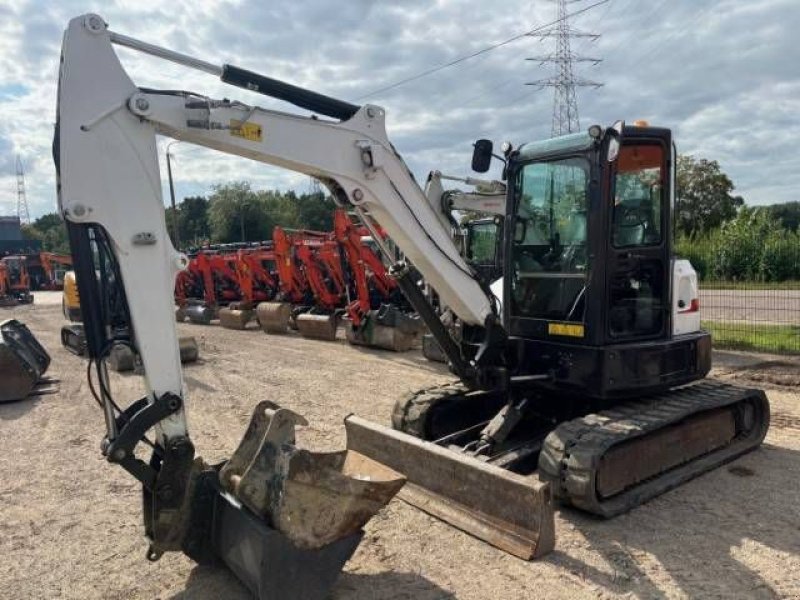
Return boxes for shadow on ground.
[546,443,800,599]
[168,564,454,599]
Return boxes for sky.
[0,0,798,220]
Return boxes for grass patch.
[700,280,800,290]
[703,321,800,354]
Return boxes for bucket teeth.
[255,302,292,334]
[295,313,338,341]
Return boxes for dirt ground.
[2,294,799,600]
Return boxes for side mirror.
[514,219,527,243]
[606,120,625,163]
[472,139,493,173]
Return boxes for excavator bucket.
[106,337,200,372]
[220,401,406,549]
[0,319,51,403]
[255,302,292,334]
[344,415,555,560]
[218,306,255,330]
[208,402,405,599]
[295,313,338,341]
[344,307,422,352]
[185,301,216,325]
[345,320,416,352]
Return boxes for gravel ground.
[2,294,799,599]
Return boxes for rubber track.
[391,381,469,438]
[538,380,770,518]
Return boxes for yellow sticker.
[230,120,263,142]
[548,322,585,338]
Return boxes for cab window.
[612,144,663,248]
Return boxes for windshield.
[466,221,498,265]
[511,157,589,320]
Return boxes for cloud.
[0,0,797,219]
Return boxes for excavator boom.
[54,15,548,597]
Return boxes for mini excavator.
[50,13,769,597]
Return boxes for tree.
[676,155,744,238]
[293,191,336,231]
[207,182,264,242]
[767,201,800,232]
[21,213,70,254]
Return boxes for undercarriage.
[391,379,770,518]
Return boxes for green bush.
[676,208,800,283]
[762,233,800,282]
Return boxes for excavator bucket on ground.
[210,401,406,600]
[295,313,338,341]
[184,301,216,325]
[256,302,293,334]
[218,305,255,330]
[344,306,423,352]
[0,319,51,403]
[344,415,555,559]
[106,336,200,372]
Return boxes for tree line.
[20,160,800,282]
[674,156,800,282]
[21,182,337,253]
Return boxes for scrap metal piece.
[0,319,51,403]
[220,401,405,550]
[255,302,292,334]
[344,415,555,560]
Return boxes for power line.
[356,0,610,100]
[527,0,603,136]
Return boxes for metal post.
[166,144,181,250]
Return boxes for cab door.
[605,136,671,342]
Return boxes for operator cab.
[474,123,710,398]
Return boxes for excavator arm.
[54,16,552,593]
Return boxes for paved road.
[700,289,800,324]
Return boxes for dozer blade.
[0,319,51,403]
[295,313,338,341]
[344,415,555,560]
[344,319,416,352]
[218,306,255,330]
[539,380,771,518]
[255,302,292,334]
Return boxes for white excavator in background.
[50,13,769,599]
